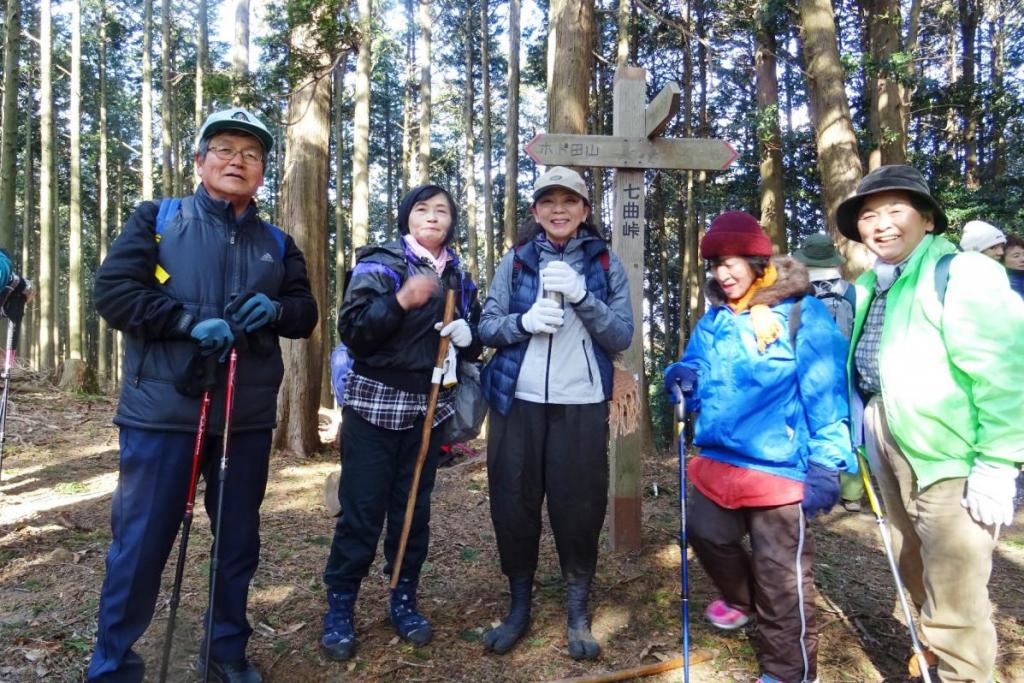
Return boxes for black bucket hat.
[836,165,948,242]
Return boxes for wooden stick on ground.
[543,650,713,683]
[390,289,456,589]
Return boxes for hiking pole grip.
[391,290,456,590]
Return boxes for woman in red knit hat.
[663,211,855,683]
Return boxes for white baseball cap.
[532,166,590,204]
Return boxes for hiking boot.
[197,657,263,683]
[565,576,601,660]
[390,576,433,646]
[321,589,358,661]
[705,598,750,630]
[755,677,818,683]
[483,575,533,655]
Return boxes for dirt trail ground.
[0,378,1022,682]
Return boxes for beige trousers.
[864,397,998,683]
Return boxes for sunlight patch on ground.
[261,462,336,515]
[250,583,296,607]
[0,472,118,526]
[592,603,633,642]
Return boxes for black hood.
[397,184,459,246]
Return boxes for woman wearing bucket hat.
[662,211,854,683]
[838,164,1024,681]
[793,233,864,513]
[478,166,634,660]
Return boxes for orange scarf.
[727,263,783,353]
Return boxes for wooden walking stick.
[390,289,456,589]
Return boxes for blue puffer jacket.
[679,257,855,481]
[95,185,318,434]
[480,229,633,416]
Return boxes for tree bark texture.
[351,0,371,255]
[462,8,479,281]
[232,0,250,104]
[503,0,521,250]
[160,0,173,195]
[865,0,907,169]
[959,0,980,187]
[38,0,55,369]
[417,0,432,184]
[68,0,84,361]
[98,4,110,383]
[142,0,154,199]
[547,0,594,136]
[755,12,786,252]
[274,23,332,456]
[0,0,20,250]
[480,0,495,284]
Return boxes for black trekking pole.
[0,276,31,485]
[158,376,214,683]
[672,384,690,683]
[203,347,238,683]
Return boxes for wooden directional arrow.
[525,133,738,171]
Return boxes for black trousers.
[323,408,443,592]
[688,487,818,683]
[487,399,609,581]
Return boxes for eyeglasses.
[208,145,264,165]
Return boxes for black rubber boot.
[320,589,358,661]
[566,577,601,660]
[482,575,533,655]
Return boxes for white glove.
[541,260,587,304]
[441,344,458,387]
[520,298,564,335]
[961,460,1018,528]
[435,318,473,348]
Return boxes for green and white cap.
[197,107,274,154]
[532,166,590,204]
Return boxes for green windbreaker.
[848,234,1024,489]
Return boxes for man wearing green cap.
[88,108,318,683]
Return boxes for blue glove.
[231,293,279,333]
[190,318,234,359]
[663,362,697,404]
[802,462,840,519]
[0,251,11,287]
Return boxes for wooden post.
[607,66,647,552]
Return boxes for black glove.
[802,462,840,519]
[175,351,219,398]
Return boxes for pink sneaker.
[705,599,750,630]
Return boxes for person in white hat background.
[959,219,1008,260]
[478,166,634,660]
[88,108,318,683]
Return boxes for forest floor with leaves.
[1,376,1023,682]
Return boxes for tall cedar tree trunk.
[232,0,250,104]
[68,0,84,362]
[351,0,371,255]
[547,0,594,136]
[38,0,55,369]
[463,9,479,281]
[401,0,415,193]
[142,0,154,199]
[417,0,432,183]
[0,0,20,250]
[194,0,208,184]
[755,9,786,252]
[678,0,696,357]
[274,25,332,456]
[617,0,630,65]
[98,5,110,384]
[503,0,520,250]
[480,0,495,284]
[901,0,922,142]
[161,0,174,195]
[798,0,872,274]
[959,0,979,188]
[989,2,1006,178]
[944,12,957,162]
[334,57,350,316]
[866,0,907,169]
[21,31,34,367]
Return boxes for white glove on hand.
[541,260,587,304]
[435,319,473,348]
[961,460,1018,528]
[520,298,564,335]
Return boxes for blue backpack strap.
[155,198,182,239]
[263,222,287,260]
[841,281,856,309]
[934,253,956,304]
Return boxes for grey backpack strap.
[788,297,803,347]
[934,253,956,304]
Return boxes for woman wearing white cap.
[478,166,634,660]
[959,219,1007,260]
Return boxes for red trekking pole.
[202,348,238,683]
[158,380,214,683]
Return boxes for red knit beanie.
[700,211,773,259]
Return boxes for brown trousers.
[688,488,818,683]
[864,397,998,683]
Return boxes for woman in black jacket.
[319,184,481,661]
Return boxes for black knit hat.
[836,165,948,242]
[397,185,458,246]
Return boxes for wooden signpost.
[526,66,737,552]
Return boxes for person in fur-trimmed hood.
[663,211,855,683]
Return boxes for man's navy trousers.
[87,427,270,683]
